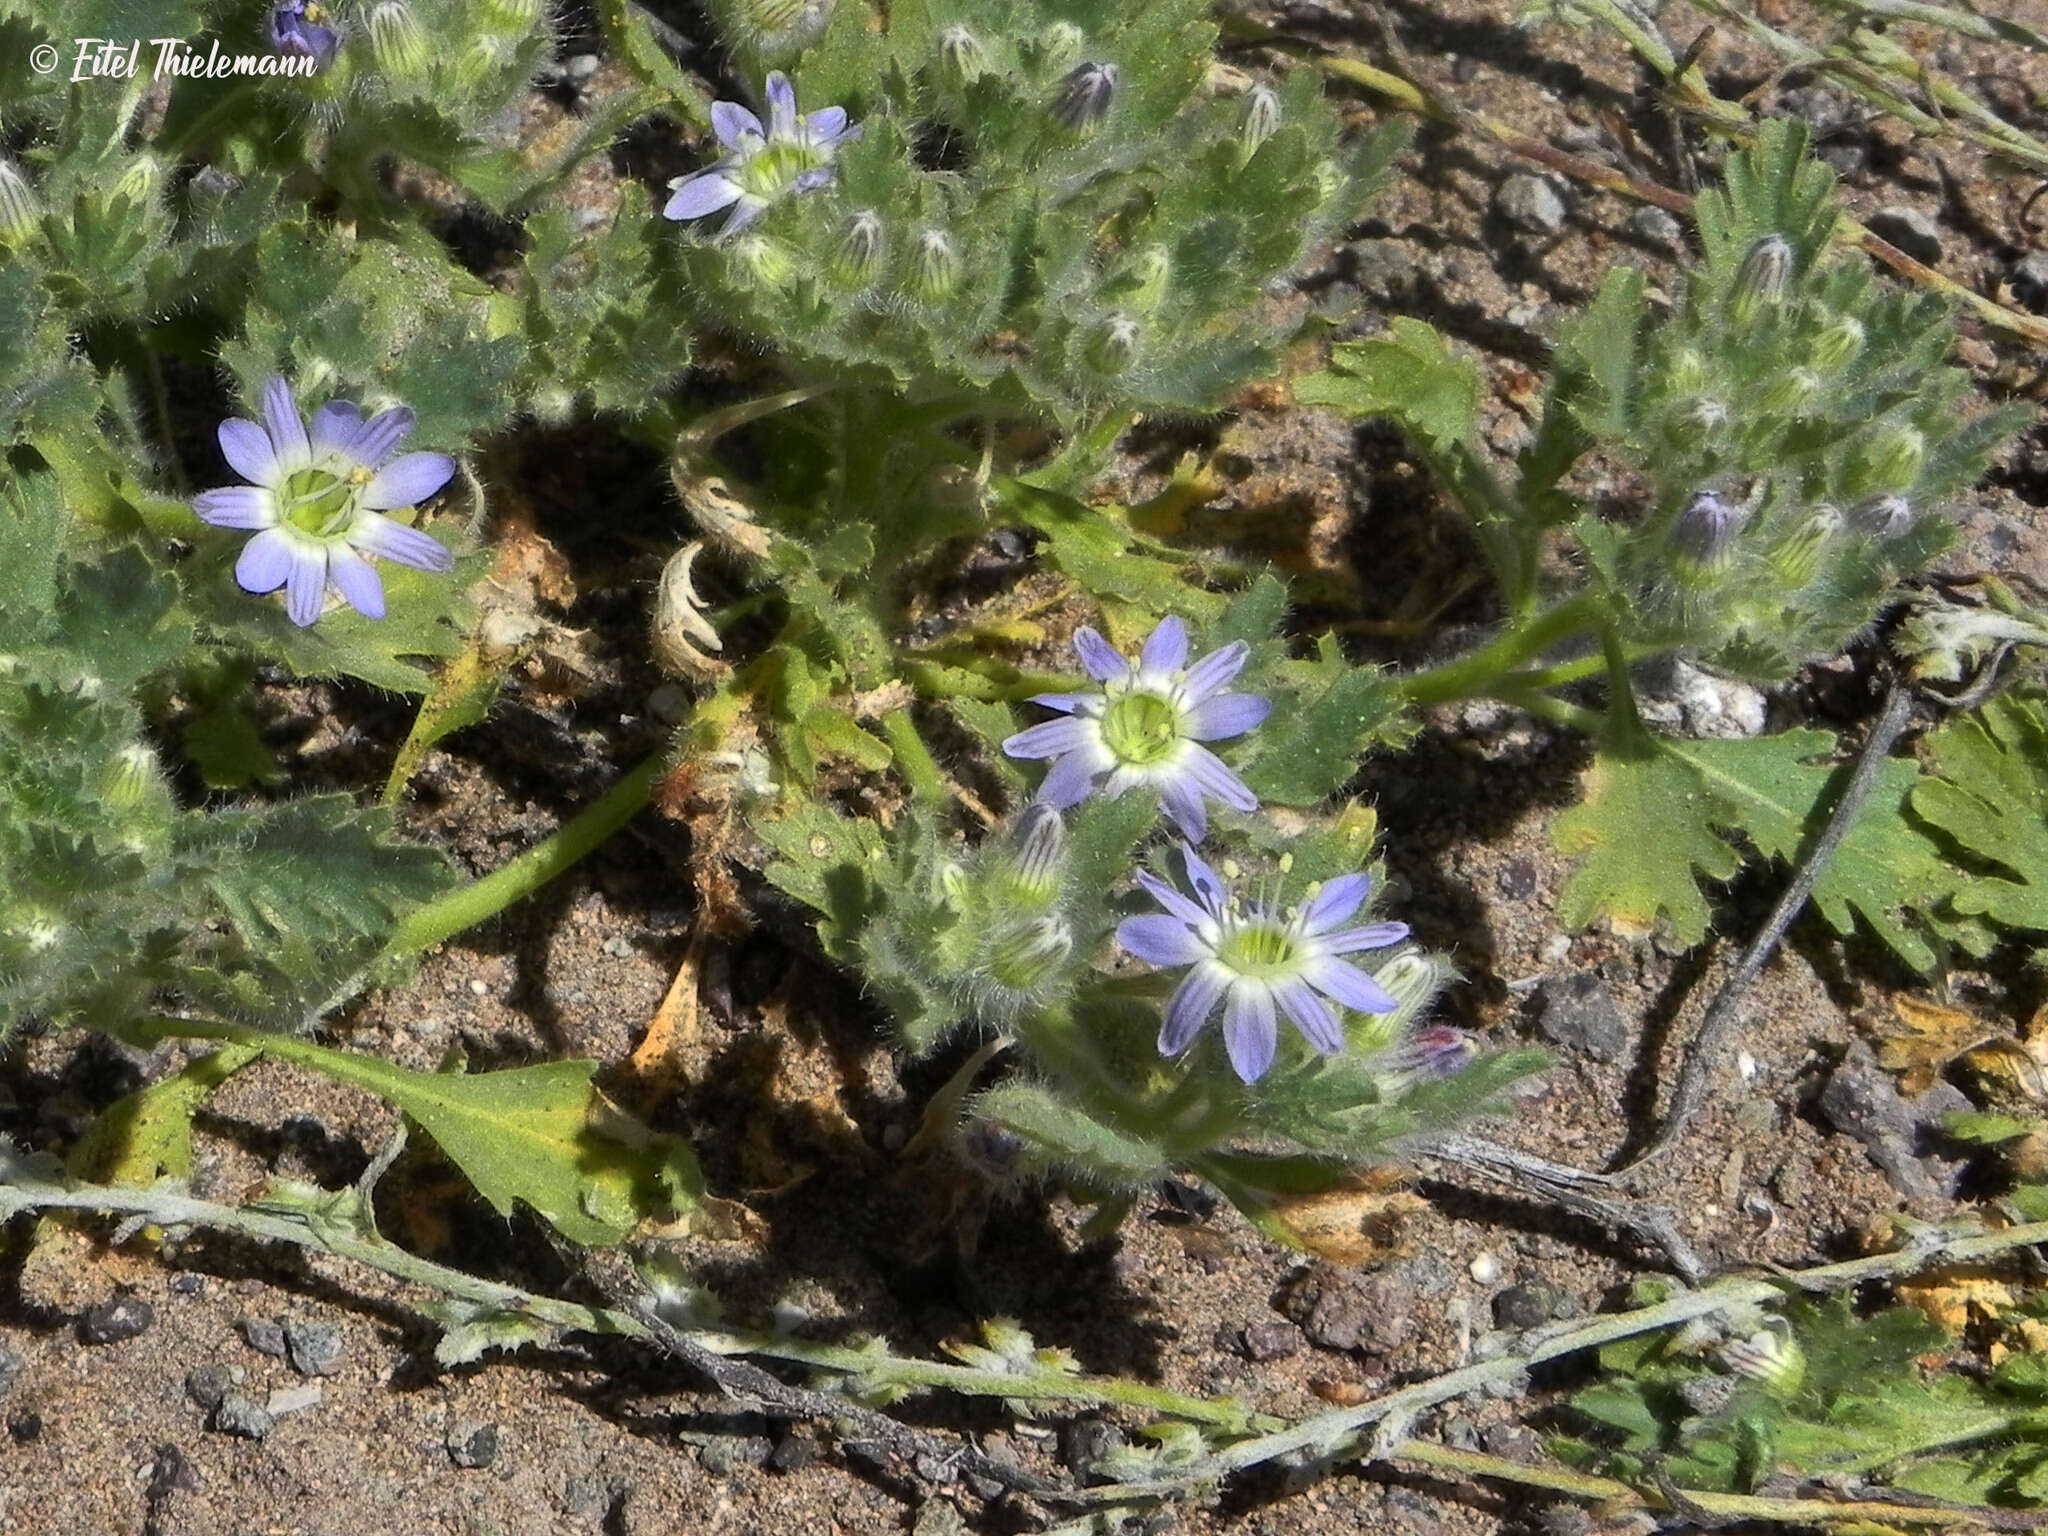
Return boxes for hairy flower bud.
[730,232,799,292]
[0,159,43,245]
[1662,395,1727,449]
[1125,246,1171,315]
[1672,489,1748,570]
[1000,804,1066,908]
[723,0,833,56]
[1665,348,1709,400]
[369,0,431,79]
[1850,427,1925,496]
[1729,233,1793,324]
[478,0,544,33]
[113,154,165,207]
[1758,366,1820,419]
[937,25,991,89]
[1767,508,1842,587]
[1721,1324,1804,1396]
[909,228,959,304]
[1052,61,1118,130]
[98,744,164,811]
[1083,312,1140,375]
[979,913,1074,1005]
[1813,314,1864,373]
[832,209,884,287]
[1035,21,1084,74]
[1850,493,1915,540]
[1238,83,1282,158]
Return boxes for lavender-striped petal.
[348,512,454,572]
[362,451,455,511]
[308,401,365,458]
[1139,615,1188,676]
[1300,874,1373,935]
[1275,976,1344,1055]
[348,408,415,471]
[1071,626,1130,685]
[1117,914,1208,969]
[282,540,329,627]
[711,100,763,149]
[1179,640,1251,702]
[1158,776,1208,842]
[1159,961,1230,1057]
[1320,921,1410,955]
[1222,982,1278,1083]
[326,545,386,619]
[1134,870,1210,929]
[234,527,296,593]
[1026,691,1094,715]
[1178,843,1229,916]
[217,418,279,487]
[1184,691,1271,742]
[1035,748,1103,809]
[764,73,798,139]
[194,486,277,530]
[1304,957,1397,1015]
[1181,746,1259,813]
[260,377,311,473]
[806,105,849,142]
[1003,717,1093,760]
[664,171,742,221]
[717,196,768,240]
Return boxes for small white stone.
[1468,1252,1502,1285]
[266,1382,323,1417]
[468,978,488,997]
[1540,934,1571,964]
[1737,1050,1759,1081]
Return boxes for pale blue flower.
[663,72,860,239]
[194,377,455,627]
[1003,617,1269,841]
[271,1,341,67]
[1117,844,1409,1083]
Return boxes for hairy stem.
[1395,595,1606,710]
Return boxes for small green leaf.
[1915,692,2048,935]
[1297,318,1483,452]
[67,1046,260,1186]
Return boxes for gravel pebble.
[1631,206,1683,250]
[211,1393,274,1440]
[79,1295,155,1345]
[768,1430,816,1473]
[1495,173,1567,235]
[9,1409,42,1443]
[447,1419,500,1469]
[0,1344,23,1398]
[184,1363,234,1412]
[1493,1281,1573,1329]
[238,1316,288,1358]
[1867,205,1943,265]
[1060,1415,1124,1480]
[1279,1263,1413,1354]
[283,1320,344,1377]
[266,1382,323,1417]
[1239,1321,1303,1362]
[2010,251,2048,314]
[1534,972,1628,1062]
[1818,1040,1970,1208]
[696,1435,773,1475]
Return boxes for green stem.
[898,654,1080,703]
[1395,595,1605,710]
[1492,683,1602,733]
[388,750,667,956]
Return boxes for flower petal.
[711,100,764,149]
[1026,691,1094,715]
[349,407,416,471]
[362,451,455,510]
[261,376,311,473]
[326,544,386,619]
[1071,626,1130,685]
[194,485,278,530]
[1035,748,1104,809]
[1300,874,1373,935]
[1180,745,1259,814]
[217,418,280,486]
[283,540,330,627]
[805,105,848,142]
[1321,921,1410,955]
[664,171,743,221]
[1275,977,1344,1055]
[1184,691,1271,741]
[1222,982,1278,1083]
[234,527,296,593]
[1116,914,1207,969]
[1178,843,1230,917]
[765,72,798,139]
[1003,717,1094,760]
[348,512,454,572]
[1135,869,1209,929]
[1140,615,1188,676]
[1180,640,1251,701]
[308,400,365,458]
[1158,775,1208,842]
[1159,961,1230,1057]
[1304,957,1397,1015]
[717,196,768,240]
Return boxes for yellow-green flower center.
[281,465,360,538]
[1218,920,1297,979]
[1100,691,1181,766]
[740,140,829,201]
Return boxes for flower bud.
[98,744,164,811]
[909,228,959,304]
[1035,21,1084,74]
[1813,314,1864,373]
[1758,366,1820,419]
[1002,804,1066,907]
[1849,427,1924,496]
[1672,489,1748,570]
[0,159,43,245]
[1125,246,1171,315]
[982,913,1074,995]
[957,1119,1027,1181]
[113,154,165,207]
[1382,1025,1479,1092]
[1662,395,1727,450]
[726,0,833,55]
[937,25,991,89]
[1851,493,1915,540]
[1083,312,1140,375]
[1665,348,1709,400]
[832,209,884,287]
[1238,83,1282,158]
[478,0,544,33]
[730,233,799,292]
[1767,508,1842,588]
[1729,233,1793,324]
[1721,1325,1804,1396]
[369,0,431,79]
[1052,61,1118,130]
